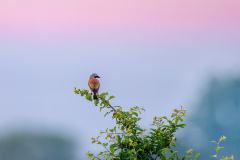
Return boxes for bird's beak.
[97,76,101,78]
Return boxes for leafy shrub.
[74,88,233,160]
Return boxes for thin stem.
[87,152,101,160]
[101,144,111,154]
[97,139,114,159]
[102,132,127,134]
[106,101,116,112]
[127,108,142,113]
[95,139,111,154]
[93,155,101,160]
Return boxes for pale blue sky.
[1,34,240,159]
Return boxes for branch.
[110,132,127,134]
[96,139,112,155]
[93,156,101,160]
[106,101,116,112]
[101,144,111,154]
[86,152,101,160]
[102,132,127,135]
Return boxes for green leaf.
[104,112,110,117]
[215,147,220,152]
[184,155,192,158]
[83,90,89,94]
[80,91,84,96]
[211,141,217,143]
[172,151,178,155]
[127,113,132,118]
[98,152,103,156]
[122,119,126,125]
[88,153,93,158]
[117,135,121,143]
[175,117,180,124]
[100,92,108,99]
[94,99,99,106]
[121,126,124,131]
[177,124,186,128]
[86,93,92,101]
[194,153,200,159]
[162,148,168,157]
[112,113,117,119]
[211,155,217,158]
[110,144,117,153]
[101,101,108,107]
[103,143,108,146]
[132,112,138,117]
[123,137,129,145]
[108,95,115,100]
[162,116,168,120]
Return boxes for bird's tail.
[93,93,98,100]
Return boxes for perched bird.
[88,73,100,100]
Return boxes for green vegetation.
[0,132,74,160]
[176,77,240,159]
[74,87,234,160]
[211,136,234,160]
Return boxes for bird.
[88,73,100,100]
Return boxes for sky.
[0,0,240,159]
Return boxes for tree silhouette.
[0,131,75,160]
[176,77,240,159]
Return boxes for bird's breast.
[88,78,100,89]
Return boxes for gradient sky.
[1,0,240,159]
[1,0,240,39]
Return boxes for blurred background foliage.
[0,131,76,160]
[176,76,240,159]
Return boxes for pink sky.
[0,0,240,37]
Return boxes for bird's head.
[90,73,100,79]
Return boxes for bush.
[74,88,233,160]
